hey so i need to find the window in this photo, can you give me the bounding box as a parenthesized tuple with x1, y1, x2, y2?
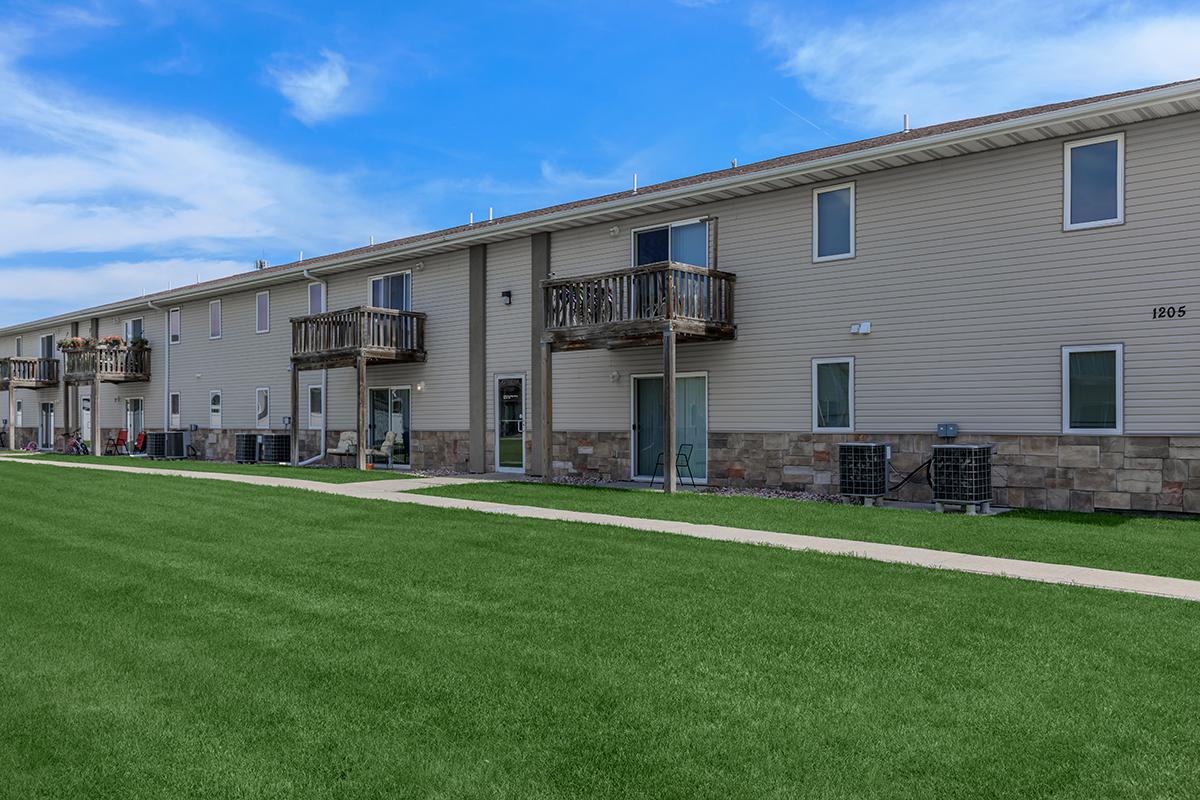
(308, 282, 325, 315)
(1063, 345, 1123, 433)
(124, 317, 144, 343)
(170, 392, 180, 429)
(209, 300, 222, 339)
(14, 336, 20, 357)
(633, 219, 709, 268)
(813, 183, 855, 261)
(39, 334, 54, 359)
(169, 308, 181, 344)
(255, 387, 270, 429)
(15, 400, 22, 427)
(812, 357, 854, 432)
(1065, 133, 1123, 230)
(255, 291, 270, 334)
(209, 391, 222, 429)
(308, 386, 323, 430)
(369, 272, 411, 311)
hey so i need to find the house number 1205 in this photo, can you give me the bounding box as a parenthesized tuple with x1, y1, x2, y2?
(1153, 305, 1186, 319)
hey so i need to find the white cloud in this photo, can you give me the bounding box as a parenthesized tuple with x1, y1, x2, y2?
(1, 258, 242, 304)
(755, 1, 1200, 130)
(267, 49, 359, 125)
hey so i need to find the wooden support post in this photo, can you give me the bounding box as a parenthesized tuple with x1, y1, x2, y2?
(7, 382, 16, 452)
(540, 342, 553, 484)
(91, 375, 101, 455)
(290, 362, 300, 465)
(662, 326, 677, 494)
(61, 377, 71, 447)
(356, 355, 368, 471)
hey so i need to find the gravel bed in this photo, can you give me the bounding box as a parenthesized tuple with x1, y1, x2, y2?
(700, 486, 843, 504)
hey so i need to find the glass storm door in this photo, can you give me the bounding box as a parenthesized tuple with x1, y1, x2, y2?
(39, 402, 54, 449)
(368, 387, 411, 466)
(633, 376, 707, 480)
(126, 398, 144, 440)
(496, 376, 525, 471)
(80, 394, 91, 439)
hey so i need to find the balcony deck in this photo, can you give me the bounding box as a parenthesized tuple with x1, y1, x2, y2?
(541, 262, 736, 351)
(62, 347, 152, 384)
(0, 357, 60, 389)
(291, 306, 427, 369)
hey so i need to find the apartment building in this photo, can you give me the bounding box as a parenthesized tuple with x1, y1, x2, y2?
(4, 79, 1200, 512)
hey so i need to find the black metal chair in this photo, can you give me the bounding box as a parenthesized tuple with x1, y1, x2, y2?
(650, 443, 696, 488)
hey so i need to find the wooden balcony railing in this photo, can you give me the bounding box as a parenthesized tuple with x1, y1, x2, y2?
(0, 357, 60, 387)
(542, 262, 735, 347)
(291, 306, 427, 367)
(63, 347, 151, 383)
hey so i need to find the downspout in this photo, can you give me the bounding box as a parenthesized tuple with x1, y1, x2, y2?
(298, 269, 328, 466)
(146, 301, 168, 430)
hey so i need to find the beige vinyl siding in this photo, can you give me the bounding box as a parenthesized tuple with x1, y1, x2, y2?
(98, 312, 166, 430)
(321, 250, 470, 432)
(485, 238, 533, 432)
(546, 112, 1200, 436)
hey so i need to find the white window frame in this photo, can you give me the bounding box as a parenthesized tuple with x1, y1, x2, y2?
(39, 334, 54, 359)
(209, 300, 222, 340)
(308, 282, 325, 315)
(1063, 132, 1125, 231)
(811, 357, 855, 433)
(255, 387, 270, 429)
(255, 291, 270, 334)
(307, 385, 323, 430)
(367, 270, 413, 310)
(169, 307, 181, 344)
(123, 317, 144, 343)
(629, 217, 711, 268)
(209, 391, 222, 429)
(169, 392, 181, 429)
(812, 182, 856, 263)
(1062, 344, 1124, 434)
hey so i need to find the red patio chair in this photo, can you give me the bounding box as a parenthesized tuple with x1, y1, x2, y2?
(132, 432, 146, 454)
(105, 429, 129, 456)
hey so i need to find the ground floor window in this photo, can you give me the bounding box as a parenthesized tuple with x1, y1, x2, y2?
(633, 374, 707, 481)
(256, 388, 270, 429)
(170, 392, 180, 429)
(308, 386, 323, 430)
(1063, 344, 1122, 433)
(812, 357, 854, 432)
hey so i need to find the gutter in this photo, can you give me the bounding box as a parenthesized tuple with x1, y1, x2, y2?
(5, 80, 1200, 339)
(297, 269, 328, 466)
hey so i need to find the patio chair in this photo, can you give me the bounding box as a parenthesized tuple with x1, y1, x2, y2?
(364, 431, 397, 469)
(104, 429, 129, 456)
(131, 432, 146, 454)
(650, 443, 697, 488)
(328, 431, 357, 465)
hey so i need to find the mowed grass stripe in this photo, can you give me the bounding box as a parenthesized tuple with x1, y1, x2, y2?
(2, 462, 1198, 799)
(11, 453, 415, 482)
(417, 481, 1200, 582)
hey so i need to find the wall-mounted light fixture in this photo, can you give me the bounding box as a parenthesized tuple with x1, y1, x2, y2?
(609, 371, 621, 383)
(416, 381, 425, 392)
(609, 225, 620, 237)
(500, 290, 512, 306)
(414, 261, 425, 272)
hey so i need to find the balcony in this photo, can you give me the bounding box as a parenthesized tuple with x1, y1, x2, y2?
(62, 346, 152, 384)
(0, 357, 60, 389)
(542, 261, 736, 351)
(291, 306, 427, 369)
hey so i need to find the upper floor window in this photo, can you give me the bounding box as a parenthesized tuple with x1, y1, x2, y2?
(370, 272, 411, 311)
(1063, 344, 1123, 434)
(14, 335, 21, 356)
(209, 300, 222, 339)
(124, 317, 144, 343)
(633, 219, 709, 268)
(39, 334, 54, 359)
(813, 183, 855, 262)
(255, 291, 270, 334)
(169, 308, 181, 344)
(308, 282, 325, 315)
(1064, 133, 1124, 230)
(812, 357, 854, 432)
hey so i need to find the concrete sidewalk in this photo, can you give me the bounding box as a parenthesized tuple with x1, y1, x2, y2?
(5, 455, 1200, 603)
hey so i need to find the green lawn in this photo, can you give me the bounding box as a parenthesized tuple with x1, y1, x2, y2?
(417, 482, 1200, 581)
(10, 453, 416, 483)
(2, 461, 1198, 798)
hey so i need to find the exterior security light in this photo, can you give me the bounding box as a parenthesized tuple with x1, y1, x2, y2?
(501, 290, 512, 305)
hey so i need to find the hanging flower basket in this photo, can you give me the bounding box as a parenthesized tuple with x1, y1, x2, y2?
(99, 335, 126, 349)
(57, 336, 95, 352)
(129, 337, 150, 349)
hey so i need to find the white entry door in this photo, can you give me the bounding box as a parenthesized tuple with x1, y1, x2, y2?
(39, 402, 55, 449)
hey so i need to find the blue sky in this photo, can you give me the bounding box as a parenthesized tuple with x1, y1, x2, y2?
(3, 0, 1200, 326)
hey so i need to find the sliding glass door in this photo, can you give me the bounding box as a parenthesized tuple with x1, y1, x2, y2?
(632, 375, 707, 481)
(368, 387, 411, 467)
